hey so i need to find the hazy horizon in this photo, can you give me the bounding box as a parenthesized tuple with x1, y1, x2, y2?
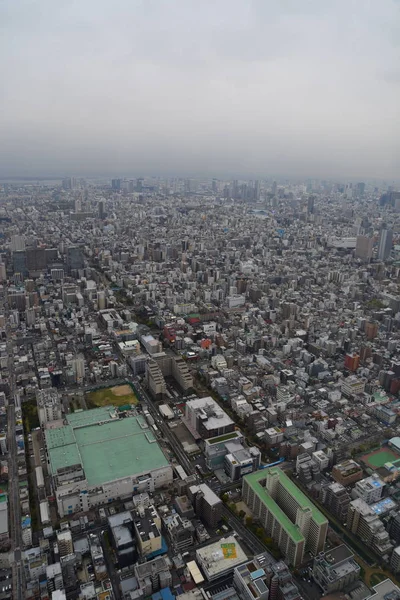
(1, 0, 400, 181)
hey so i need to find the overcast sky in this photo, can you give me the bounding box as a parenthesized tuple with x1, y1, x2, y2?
(1, 0, 399, 180)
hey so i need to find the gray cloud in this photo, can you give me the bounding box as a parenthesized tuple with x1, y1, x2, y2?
(1, 0, 399, 179)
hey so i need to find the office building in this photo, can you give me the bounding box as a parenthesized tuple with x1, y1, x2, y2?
(188, 483, 222, 528)
(313, 545, 360, 594)
(242, 468, 328, 566)
(10, 234, 25, 252)
(355, 236, 373, 260)
(224, 446, 261, 481)
(185, 397, 235, 440)
(66, 245, 84, 273)
(111, 178, 122, 191)
(377, 228, 393, 261)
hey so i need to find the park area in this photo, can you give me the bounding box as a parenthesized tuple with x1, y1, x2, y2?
(86, 384, 139, 409)
(360, 447, 400, 470)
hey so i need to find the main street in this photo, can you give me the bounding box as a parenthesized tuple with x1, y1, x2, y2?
(4, 287, 25, 600)
(129, 376, 195, 475)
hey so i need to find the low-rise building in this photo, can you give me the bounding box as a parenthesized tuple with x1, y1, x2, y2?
(313, 545, 360, 594)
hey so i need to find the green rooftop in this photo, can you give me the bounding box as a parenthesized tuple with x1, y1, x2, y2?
(46, 407, 169, 487)
(207, 431, 240, 445)
(244, 468, 327, 541)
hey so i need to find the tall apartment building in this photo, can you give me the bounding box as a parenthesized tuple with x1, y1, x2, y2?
(146, 360, 167, 397)
(319, 482, 351, 523)
(347, 498, 393, 556)
(242, 469, 328, 566)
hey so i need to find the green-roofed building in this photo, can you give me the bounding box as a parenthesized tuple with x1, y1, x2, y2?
(45, 406, 172, 517)
(243, 468, 328, 566)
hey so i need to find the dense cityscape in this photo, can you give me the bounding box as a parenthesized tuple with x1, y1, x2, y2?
(0, 177, 399, 600)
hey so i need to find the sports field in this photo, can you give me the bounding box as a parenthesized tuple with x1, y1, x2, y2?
(361, 447, 400, 469)
(86, 384, 139, 408)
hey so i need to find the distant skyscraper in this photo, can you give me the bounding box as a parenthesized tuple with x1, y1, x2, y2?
(355, 235, 373, 260)
(272, 181, 277, 195)
(66, 246, 84, 273)
(356, 182, 365, 197)
(98, 200, 105, 219)
(10, 234, 25, 252)
(111, 178, 122, 191)
(377, 228, 393, 261)
(62, 177, 76, 190)
(307, 196, 315, 214)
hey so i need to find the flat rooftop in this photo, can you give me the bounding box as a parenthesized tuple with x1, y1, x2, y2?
(196, 536, 247, 576)
(244, 468, 327, 542)
(46, 406, 169, 486)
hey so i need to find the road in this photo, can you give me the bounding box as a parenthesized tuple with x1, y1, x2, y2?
(221, 505, 275, 560)
(4, 287, 25, 600)
(130, 377, 195, 474)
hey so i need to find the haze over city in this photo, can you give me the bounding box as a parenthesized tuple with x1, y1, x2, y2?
(1, 0, 400, 180)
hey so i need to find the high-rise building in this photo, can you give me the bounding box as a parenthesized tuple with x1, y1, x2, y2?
(242, 468, 328, 566)
(377, 228, 393, 261)
(307, 196, 315, 214)
(347, 498, 392, 555)
(111, 178, 122, 191)
(10, 234, 25, 252)
(355, 235, 373, 260)
(66, 246, 84, 273)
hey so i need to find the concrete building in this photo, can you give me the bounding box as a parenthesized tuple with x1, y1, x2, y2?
(196, 536, 247, 581)
(134, 556, 172, 596)
(242, 468, 328, 566)
(188, 483, 222, 528)
(319, 482, 351, 523)
(37, 388, 62, 427)
(45, 407, 172, 517)
(185, 397, 235, 440)
(133, 506, 162, 557)
(234, 555, 301, 600)
(332, 460, 364, 487)
(146, 360, 167, 397)
(313, 545, 360, 594)
(56, 530, 73, 557)
(377, 228, 393, 261)
(347, 498, 393, 556)
(391, 546, 400, 573)
(354, 475, 384, 504)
